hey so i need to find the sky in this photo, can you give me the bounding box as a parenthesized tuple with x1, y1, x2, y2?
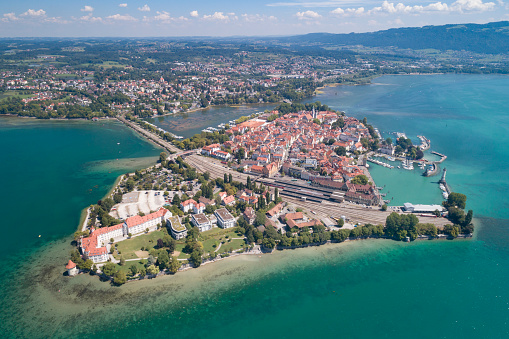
(0, 0, 508, 37)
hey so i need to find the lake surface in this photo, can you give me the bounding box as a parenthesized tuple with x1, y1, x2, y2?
(145, 103, 276, 138)
(2, 74, 509, 338)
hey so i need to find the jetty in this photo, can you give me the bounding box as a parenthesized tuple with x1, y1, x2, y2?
(367, 157, 394, 169)
(423, 163, 440, 177)
(431, 151, 447, 163)
(438, 168, 452, 199)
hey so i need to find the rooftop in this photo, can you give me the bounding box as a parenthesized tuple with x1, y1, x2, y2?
(192, 213, 210, 225)
(169, 216, 186, 232)
(215, 208, 235, 221)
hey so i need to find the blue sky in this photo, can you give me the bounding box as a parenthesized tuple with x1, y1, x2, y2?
(0, 0, 507, 37)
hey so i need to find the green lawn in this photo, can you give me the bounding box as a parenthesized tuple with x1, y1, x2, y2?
(114, 230, 165, 260)
(217, 238, 246, 254)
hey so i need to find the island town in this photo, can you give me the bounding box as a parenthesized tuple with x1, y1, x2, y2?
(67, 105, 474, 285)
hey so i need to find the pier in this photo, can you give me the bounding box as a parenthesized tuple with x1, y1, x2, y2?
(439, 168, 452, 195)
(431, 151, 447, 163)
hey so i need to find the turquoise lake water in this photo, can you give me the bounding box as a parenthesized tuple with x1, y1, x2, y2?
(1, 74, 509, 338)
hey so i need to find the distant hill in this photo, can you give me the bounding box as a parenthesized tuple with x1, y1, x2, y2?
(280, 21, 509, 54)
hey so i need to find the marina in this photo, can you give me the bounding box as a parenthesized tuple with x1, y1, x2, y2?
(367, 157, 394, 169)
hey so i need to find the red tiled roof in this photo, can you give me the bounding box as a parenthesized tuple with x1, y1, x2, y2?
(66, 260, 76, 269)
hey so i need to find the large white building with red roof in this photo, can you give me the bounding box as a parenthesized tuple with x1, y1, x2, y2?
(81, 207, 172, 263)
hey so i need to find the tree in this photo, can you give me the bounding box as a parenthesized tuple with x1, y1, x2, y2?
(147, 264, 159, 275)
(351, 175, 369, 185)
(262, 238, 276, 249)
(172, 194, 181, 206)
(464, 210, 473, 227)
(129, 264, 138, 276)
(224, 173, 228, 183)
(337, 218, 345, 227)
(113, 193, 123, 204)
(139, 266, 147, 277)
(190, 249, 202, 267)
(82, 259, 93, 271)
(255, 211, 266, 226)
(113, 270, 127, 285)
(159, 151, 168, 163)
(229, 173, 233, 184)
(381, 204, 388, 211)
(157, 250, 170, 269)
(169, 256, 182, 274)
(443, 224, 460, 238)
(119, 256, 126, 266)
(445, 192, 467, 209)
(335, 146, 347, 156)
(157, 238, 164, 248)
(102, 262, 117, 276)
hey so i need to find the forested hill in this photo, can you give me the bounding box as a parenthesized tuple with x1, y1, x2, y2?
(280, 21, 509, 54)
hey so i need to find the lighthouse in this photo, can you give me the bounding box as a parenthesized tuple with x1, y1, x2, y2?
(66, 260, 78, 276)
(440, 167, 447, 183)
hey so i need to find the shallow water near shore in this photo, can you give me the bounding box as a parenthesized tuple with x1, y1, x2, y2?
(2, 74, 509, 338)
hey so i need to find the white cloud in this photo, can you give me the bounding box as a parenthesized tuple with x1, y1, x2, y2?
(269, 1, 364, 7)
(296, 10, 322, 19)
(451, 0, 495, 11)
(81, 6, 94, 12)
(153, 11, 171, 21)
(119, 3, 128, 7)
(106, 13, 138, 21)
(346, 7, 365, 15)
(190, 10, 199, 17)
(80, 14, 102, 22)
(2, 12, 18, 22)
(241, 14, 278, 22)
(22, 9, 46, 17)
(203, 12, 230, 20)
(331, 7, 345, 15)
(138, 4, 151, 12)
(331, 0, 496, 17)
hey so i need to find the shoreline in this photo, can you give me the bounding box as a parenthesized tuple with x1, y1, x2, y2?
(72, 232, 473, 284)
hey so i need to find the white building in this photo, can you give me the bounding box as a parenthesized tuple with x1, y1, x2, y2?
(379, 144, 395, 156)
(180, 199, 197, 213)
(66, 260, 78, 276)
(81, 207, 172, 263)
(168, 216, 187, 240)
(191, 213, 212, 232)
(403, 203, 443, 213)
(214, 208, 236, 229)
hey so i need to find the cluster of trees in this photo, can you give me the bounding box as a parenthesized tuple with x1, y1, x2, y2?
(395, 137, 424, 159)
(351, 174, 369, 185)
(174, 130, 230, 150)
(443, 192, 474, 234)
(0, 91, 132, 119)
(88, 198, 122, 228)
(274, 101, 332, 115)
(182, 227, 204, 267)
(70, 249, 95, 273)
